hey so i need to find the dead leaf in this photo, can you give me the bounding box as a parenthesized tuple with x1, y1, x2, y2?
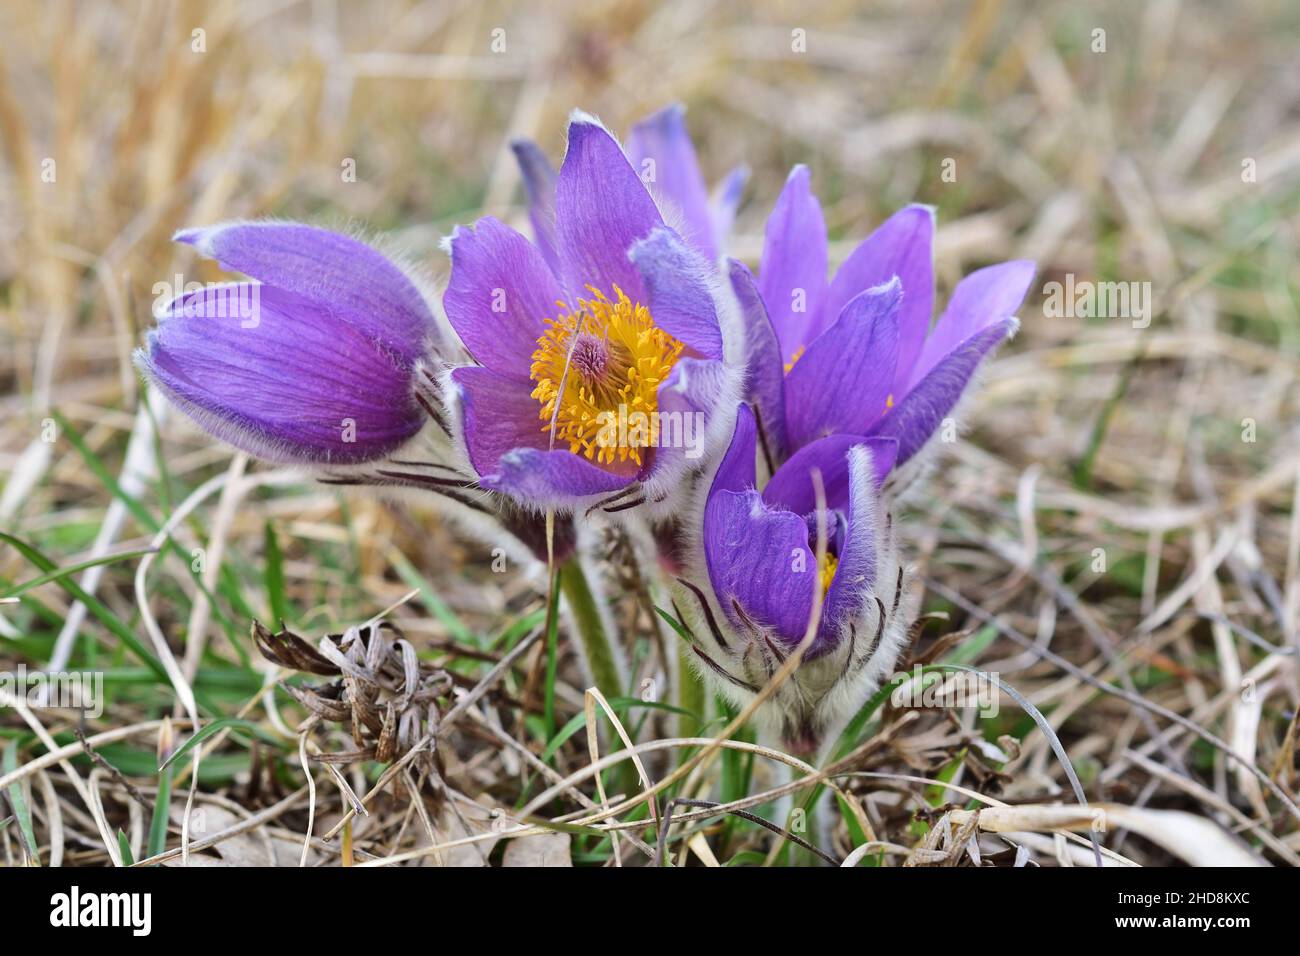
(501, 831, 572, 867)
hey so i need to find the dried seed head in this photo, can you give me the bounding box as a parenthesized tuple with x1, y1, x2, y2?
(253, 620, 454, 772)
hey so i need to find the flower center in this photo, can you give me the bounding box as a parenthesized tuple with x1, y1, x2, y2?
(569, 335, 609, 382)
(818, 551, 839, 597)
(529, 286, 684, 469)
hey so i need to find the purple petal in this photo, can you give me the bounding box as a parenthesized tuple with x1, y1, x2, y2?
(758, 166, 828, 365)
(510, 139, 562, 276)
(626, 105, 716, 261)
(712, 403, 811, 642)
(173, 221, 437, 363)
(554, 115, 664, 303)
(643, 357, 730, 486)
(762, 434, 897, 516)
(628, 228, 722, 359)
(443, 217, 563, 381)
(451, 365, 549, 473)
(821, 444, 880, 639)
(704, 488, 816, 644)
(710, 165, 749, 254)
(452, 366, 631, 505)
(660, 356, 729, 418)
(728, 259, 787, 458)
(784, 278, 902, 450)
(869, 317, 1018, 463)
(910, 259, 1034, 387)
(821, 205, 934, 396)
(710, 402, 758, 497)
(137, 284, 422, 464)
(479, 447, 632, 505)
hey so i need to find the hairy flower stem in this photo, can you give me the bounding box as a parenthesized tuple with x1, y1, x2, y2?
(677, 646, 705, 740)
(558, 557, 624, 700)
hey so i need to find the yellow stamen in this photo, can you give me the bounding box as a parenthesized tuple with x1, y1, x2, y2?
(783, 344, 806, 375)
(529, 286, 684, 469)
(818, 552, 839, 597)
(885, 392, 894, 410)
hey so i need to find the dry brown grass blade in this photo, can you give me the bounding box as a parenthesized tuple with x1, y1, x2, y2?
(949, 805, 1267, 868)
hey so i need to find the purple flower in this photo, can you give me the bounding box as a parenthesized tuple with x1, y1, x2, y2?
(704, 403, 895, 657)
(743, 166, 1035, 467)
(135, 221, 440, 465)
(672, 403, 913, 751)
(514, 103, 747, 266)
(625, 104, 748, 262)
(444, 112, 741, 511)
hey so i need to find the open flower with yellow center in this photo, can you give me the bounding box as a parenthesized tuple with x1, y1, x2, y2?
(529, 287, 684, 469)
(443, 111, 740, 512)
(730, 166, 1034, 490)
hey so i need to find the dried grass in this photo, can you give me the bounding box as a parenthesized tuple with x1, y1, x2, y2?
(2, 0, 1299, 867)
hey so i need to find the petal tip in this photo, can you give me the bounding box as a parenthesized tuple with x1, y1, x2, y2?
(855, 274, 905, 310)
(171, 225, 211, 251)
(633, 102, 687, 134)
(566, 108, 609, 134)
(627, 223, 676, 258)
(875, 274, 904, 294)
(1009, 258, 1038, 280)
(562, 110, 625, 164)
(898, 203, 938, 231)
(131, 343, 155, 376)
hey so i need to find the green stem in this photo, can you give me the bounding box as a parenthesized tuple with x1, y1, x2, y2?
(677, 645, 705, 740)
(558, 557, 624, 699)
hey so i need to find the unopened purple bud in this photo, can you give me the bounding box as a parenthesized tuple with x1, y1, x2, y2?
(136, 222, 438, 465)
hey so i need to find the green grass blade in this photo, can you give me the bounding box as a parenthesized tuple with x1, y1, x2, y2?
(390, 549, 476, 645)
(0, 531, 168, 682)
(117, 829, 134, 866)
(2, 547, 157, 600)
(54, 408, 241, 643)
(3, 742, 41, 865)
(653, 605, 694, 645)
(147, 764, 173, 859)
(52, 409, 160, 532)
(158, 717, 279, 772)
(263, 520, 288, 625)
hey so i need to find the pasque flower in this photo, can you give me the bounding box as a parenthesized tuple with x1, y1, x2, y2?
(671, 402, 915, 754)
(443, 111, 742, 513)
(740, 166, 1035, 470)
(136, 221, 441, 465)
(513, 103, 747, 267)
(136, 221, 584, 567)
(134, 107, 1026, 752)
(666, 172, 1030, 751)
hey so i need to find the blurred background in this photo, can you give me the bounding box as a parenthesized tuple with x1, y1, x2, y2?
(2, 0, 1300, 866)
